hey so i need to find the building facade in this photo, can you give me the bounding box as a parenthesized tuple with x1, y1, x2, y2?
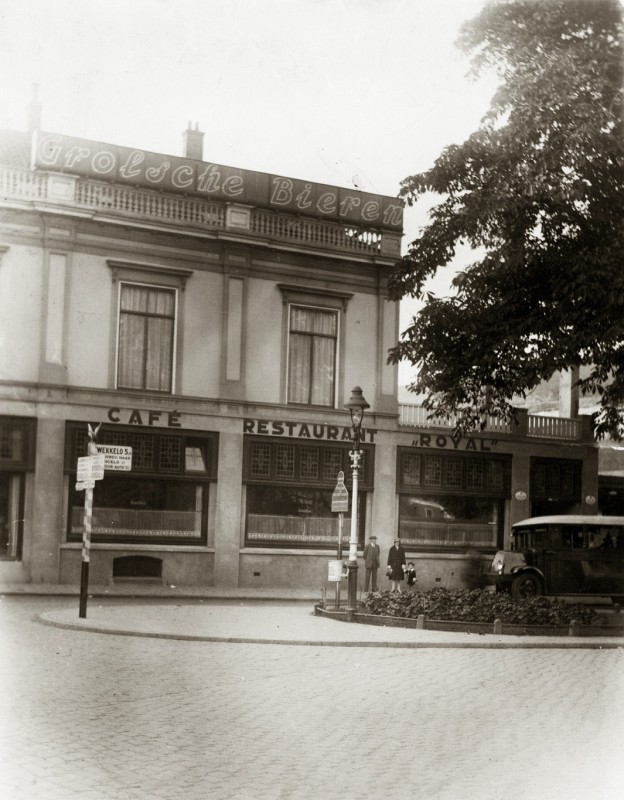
(0, 125, 599, 591)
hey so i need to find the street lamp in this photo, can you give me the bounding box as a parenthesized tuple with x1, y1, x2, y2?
(344, 386, 370, 619)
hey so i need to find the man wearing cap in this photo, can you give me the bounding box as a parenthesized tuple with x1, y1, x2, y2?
(363, 534, 380, 592)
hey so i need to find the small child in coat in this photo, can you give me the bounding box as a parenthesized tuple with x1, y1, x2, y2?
(405, 562, 417, 589)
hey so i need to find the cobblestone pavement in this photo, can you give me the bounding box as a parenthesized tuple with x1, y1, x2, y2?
(1, 596, 623, 800)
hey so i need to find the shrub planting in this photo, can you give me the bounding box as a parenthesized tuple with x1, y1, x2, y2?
(361, 587, 601, 626)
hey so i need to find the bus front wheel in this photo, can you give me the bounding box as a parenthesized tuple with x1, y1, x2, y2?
(511, 573, 543, 600)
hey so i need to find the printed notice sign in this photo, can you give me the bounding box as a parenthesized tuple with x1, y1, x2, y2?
(95, 445, 133, 471)
(77, 454, 105, 482)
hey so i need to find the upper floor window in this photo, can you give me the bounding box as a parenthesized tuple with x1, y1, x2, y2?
(288, 305, 337, 406)
(117, 283, 176, 392)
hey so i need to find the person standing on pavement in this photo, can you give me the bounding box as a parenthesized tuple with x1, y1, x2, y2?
(387, 538, 407, 592)
(363, 534, 380, 592)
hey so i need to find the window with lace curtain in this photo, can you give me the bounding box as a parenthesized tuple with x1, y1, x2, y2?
(287, 305, 337, 406)
(117, 283, 176, 392)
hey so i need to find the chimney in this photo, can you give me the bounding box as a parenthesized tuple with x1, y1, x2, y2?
(28, 83, 42, 132)
(183, 121, 204, 160)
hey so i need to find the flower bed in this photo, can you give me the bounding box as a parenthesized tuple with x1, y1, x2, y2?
(362, 587, 601, 626)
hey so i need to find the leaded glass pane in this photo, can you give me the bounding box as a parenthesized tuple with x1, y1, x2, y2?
(250, 443, 271, 477)
(275, 444, 295, 478)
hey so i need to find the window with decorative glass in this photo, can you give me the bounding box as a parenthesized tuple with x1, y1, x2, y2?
(65, 423, 217, 546)
(287, 305, 337, 406)
(117, 282, 176, 392)
(244, 437, 373, 548)
(396, 448, 510, 550)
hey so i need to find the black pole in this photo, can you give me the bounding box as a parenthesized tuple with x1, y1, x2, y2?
(79, 561, 89, 618)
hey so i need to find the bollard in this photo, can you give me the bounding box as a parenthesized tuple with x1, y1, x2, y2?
(569, 619, 580, 636)
(416, 614, 425, 630)
(493, 618, 503, 635)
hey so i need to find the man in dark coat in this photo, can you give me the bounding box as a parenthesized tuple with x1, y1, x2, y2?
(363, 534, 380, 592)
(387, 538, 407, 593)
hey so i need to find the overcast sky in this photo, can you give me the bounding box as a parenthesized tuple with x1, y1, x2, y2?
(0, 0, 498, 389)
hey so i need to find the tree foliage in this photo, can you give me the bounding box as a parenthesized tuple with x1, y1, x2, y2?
(388, 0, 624, 439)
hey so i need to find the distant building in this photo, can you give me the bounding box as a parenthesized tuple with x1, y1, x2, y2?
(0, 123, 599, 591)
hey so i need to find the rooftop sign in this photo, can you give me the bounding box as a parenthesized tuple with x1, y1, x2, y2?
(32, 131, 403, 231)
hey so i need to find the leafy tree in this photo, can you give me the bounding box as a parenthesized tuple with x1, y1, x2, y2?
(388, 0, 624, 439)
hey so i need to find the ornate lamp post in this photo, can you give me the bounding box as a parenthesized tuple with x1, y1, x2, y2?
(344, 386, 370, 620)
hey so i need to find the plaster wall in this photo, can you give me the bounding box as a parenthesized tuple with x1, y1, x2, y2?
(65, 254, 112, 388)
(180, 269, 222, 397)
(0, 244, 42, 381)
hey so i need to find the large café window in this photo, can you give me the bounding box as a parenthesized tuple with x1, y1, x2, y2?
(65, 423, 218, 545)
(397, 448, 510, 550)
(244, 437, 373, 548)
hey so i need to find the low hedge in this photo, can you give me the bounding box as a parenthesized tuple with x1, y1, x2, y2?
(362, 587, 601, 626)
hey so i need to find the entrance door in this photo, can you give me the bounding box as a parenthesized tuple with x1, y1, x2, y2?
(0, 473, 22, 559)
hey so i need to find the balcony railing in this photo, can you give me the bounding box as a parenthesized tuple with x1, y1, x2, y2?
(398, 404, 512, 434)
(0, 165, 399, 257)
(527, 414, 581, 440)
(399, 404, 583, 441)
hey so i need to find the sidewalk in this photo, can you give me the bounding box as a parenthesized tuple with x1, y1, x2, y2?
(9, 581, 623, 649)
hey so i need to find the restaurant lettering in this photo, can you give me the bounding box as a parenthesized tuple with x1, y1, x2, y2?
(34, 132, 403, 231)
(244, 418, 377, 443)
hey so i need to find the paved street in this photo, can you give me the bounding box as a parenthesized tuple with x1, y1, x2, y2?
(1, 596, 623, 800)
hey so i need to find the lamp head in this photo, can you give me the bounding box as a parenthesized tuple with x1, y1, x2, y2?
(344, 386, 370, 430)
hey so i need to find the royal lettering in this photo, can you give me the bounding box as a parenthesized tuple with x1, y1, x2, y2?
(410, 434, 498, 451)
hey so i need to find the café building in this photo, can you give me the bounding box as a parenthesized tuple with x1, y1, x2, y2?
(0, 123, 599, 591)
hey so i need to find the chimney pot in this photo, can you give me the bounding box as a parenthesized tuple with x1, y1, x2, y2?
(183, 122, 204, 160)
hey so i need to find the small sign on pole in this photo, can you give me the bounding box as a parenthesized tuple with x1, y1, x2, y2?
(95, 444, 132, 471)
(77, 453, 105, 483)
(328, 560, 344, 582)
(331, 470, 349, 513)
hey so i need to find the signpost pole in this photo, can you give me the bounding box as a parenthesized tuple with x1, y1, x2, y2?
(78, 426, 101, 619)
(79, 483, 93, 618)
(335, 511, 343, 610)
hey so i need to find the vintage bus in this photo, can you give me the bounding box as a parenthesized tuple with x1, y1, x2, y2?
(486, 515, 624, 601)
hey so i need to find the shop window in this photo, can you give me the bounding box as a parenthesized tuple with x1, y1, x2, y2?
(396, 447, 509, 550)
(243, 436, 373, 549)
(117, 282, 176, 393)
(65, 423, 217, 546)
(0, 473, 23, 560)
(531, 458, 582, 502)
(0, 417, 34, 562)
(287, 306, 337, 407)
(398, 494, 503, 550)
(246, 484, 365, 549)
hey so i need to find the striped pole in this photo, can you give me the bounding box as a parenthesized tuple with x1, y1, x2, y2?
(79, 440, 98, 618)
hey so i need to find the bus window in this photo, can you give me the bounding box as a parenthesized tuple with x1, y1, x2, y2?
(561, 526, 584, 548)
(589, 528, 616, 549)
